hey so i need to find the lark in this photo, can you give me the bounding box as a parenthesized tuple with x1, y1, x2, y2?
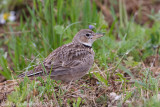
(18, 29, 104, 82)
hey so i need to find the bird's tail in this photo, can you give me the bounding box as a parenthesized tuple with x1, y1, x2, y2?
(18, 65, 45, 78)
(18, 70, 45, 78)
(18, 70, 34, 78)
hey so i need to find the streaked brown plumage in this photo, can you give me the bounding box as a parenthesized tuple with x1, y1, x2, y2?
(18, 29, 103, 82)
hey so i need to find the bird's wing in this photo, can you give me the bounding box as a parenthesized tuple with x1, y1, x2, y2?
(44, 47, 94, 76)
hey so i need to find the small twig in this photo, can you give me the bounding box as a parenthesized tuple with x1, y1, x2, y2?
(66, 80, 73, 91)
(94, 63, 107, 79)
(92, 96, 97, 107)
(111, 46, 135, 77)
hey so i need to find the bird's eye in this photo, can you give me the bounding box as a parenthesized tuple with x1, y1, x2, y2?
(86, 33, 90, 37)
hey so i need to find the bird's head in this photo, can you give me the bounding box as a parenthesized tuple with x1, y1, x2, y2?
(73, 29, 104, 47)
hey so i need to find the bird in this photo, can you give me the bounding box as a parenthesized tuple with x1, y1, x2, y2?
(18, 29, 104, 82)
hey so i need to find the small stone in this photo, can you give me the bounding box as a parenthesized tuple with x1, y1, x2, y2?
(115, 95, 121, 100)
(110, 92, 117, 100)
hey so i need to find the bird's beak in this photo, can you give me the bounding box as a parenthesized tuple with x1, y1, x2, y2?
(93, 33, 104, 40)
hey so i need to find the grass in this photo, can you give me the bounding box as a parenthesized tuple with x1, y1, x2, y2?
(0, 0, 160, 106)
